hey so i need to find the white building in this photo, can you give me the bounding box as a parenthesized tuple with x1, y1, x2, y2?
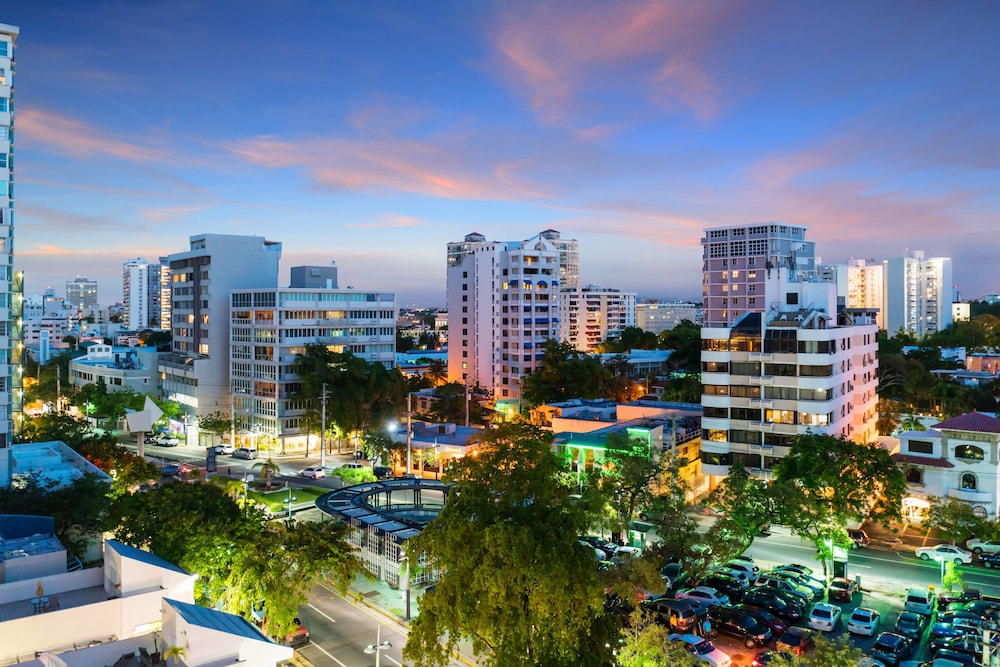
(895, 412, 1000, 521)
(822, 258, 885, 329)
(122, 257, 164, 330)
(0, 23, 21, 468)
(636, 301, 703, 334)
(539, 228, 580, 291)
(953, 302, 971, 322)
(446, 231, 565, 403)
(160, 234, 282, 421)
(69, 344, 161, 395)
(884, 250, 953, 338)
(560, 285, 637, 352)
(65, 277, 99, 313)
(229, 274, 395, 451)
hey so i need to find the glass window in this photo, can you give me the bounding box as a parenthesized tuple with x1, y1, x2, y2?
(0, 98, 7, 113)
(0, 41, 8, 57)
(955, 445, 985, 462)
(908, 440, 933, 455)
(906, 468, 922, 484)
(961, 473, 977, 490)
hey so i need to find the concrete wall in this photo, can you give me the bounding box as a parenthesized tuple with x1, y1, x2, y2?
(0, 566, 101, 604)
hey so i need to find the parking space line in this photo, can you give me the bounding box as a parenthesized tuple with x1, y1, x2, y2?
(307, 602, 337, 623)
(306, 641, 350, 667)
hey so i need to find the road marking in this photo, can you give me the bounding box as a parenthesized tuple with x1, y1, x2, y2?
(385, 655, 403, 666)
(307, 602, 337, 623)
(307, 641, 350, 667)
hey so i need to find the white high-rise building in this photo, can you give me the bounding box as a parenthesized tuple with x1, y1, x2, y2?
(160, 234, 282, 421)
(446, 232, 565, 404)
(122, 257, 164, 330)
(539, 229, 580, 291)
(636, 301, 703, 334)
(700, 224, 880, 484)
(822, 259, 885, 329)
(65, 276, 98, 314)
(1, 23, 21, 479)
(884, 250, 953, 338)
(560, 285, 636, 352)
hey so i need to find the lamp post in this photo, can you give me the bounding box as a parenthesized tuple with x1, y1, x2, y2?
(284, 483, 296, 523)
(406, 392, 413, 475)
(364, 627, 392, 667)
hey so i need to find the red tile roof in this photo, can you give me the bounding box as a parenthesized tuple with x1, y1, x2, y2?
(933, 411, 1000, 434)
(891, 453, 955, 468)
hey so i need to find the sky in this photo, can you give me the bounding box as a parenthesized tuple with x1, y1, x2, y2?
(3, 1, 998, 307)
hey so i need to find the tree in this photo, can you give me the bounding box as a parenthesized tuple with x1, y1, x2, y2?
(924, 496, 985, 545)
(658, 320, 702, 373)
(428, 382, 483, 424)
(75, 437, 159, 494)
(520, 339, 611, 408)
(617, 613, 699, 667)
(876, 398, 901, 436)
(198, 411, 232, 441)
(252, 459, 281, 490)
(17, 411, 94, 446)
(424, 359, 447, 386)
(900, 413, 927, 432)
(646, 458, 702, 573)
(771, 635, 864, 667)
(361, 430, 400, 466)
(404, 423, 616, 667)
(772, 434, 907, 576)
(706, 464, 775, 550)
(599, 433, 661, 541)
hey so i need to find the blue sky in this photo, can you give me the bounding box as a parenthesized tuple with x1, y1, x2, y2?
(4, 1, 998, 306)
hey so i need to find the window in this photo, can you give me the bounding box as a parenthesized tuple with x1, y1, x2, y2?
(906, 468, 923, 484)
(0, 97, 7, 113)
(786, 292, 798, 305)
(955, 445, 985, 462)
(0, 41, 8, 57)
(703, 406, 728, 419)
(961, 473, 978, 490)
(908, 440, 933, 455)
(706, 429, 727, 442)
(765, 409, 796, 425)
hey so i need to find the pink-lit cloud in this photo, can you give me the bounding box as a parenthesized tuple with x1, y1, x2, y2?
(17, 108, 175, 163)
(348, 214, 423, 229)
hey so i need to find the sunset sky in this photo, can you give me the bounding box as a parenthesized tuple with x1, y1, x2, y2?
(4, 1, 998, 306)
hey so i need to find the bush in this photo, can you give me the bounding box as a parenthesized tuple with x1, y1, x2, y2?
(332, 467, 376, 485)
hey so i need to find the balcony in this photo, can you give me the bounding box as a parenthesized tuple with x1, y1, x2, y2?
(947, 487, 994, 505)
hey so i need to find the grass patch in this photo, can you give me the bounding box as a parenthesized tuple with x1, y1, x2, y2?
(248, 487, 322, 513)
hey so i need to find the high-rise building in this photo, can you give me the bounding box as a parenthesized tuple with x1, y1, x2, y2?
(122, 257, 164, 330)
(1, 23, 21, 480)
(229, 269, 395, 450)
(65, 277, 98, 313)
(701, 224, 817, 327)
(157, 257, 172, 331)
(820, 259, 885, 329)
(636, 301, 703, 334)
(160, 234, 282, 421)
(700, 224, 880, 484)
(539, 229, 580, 291)
(446, 231, 564, 403)
(883, 250, 953, 338)
(560, 285, 636, 352)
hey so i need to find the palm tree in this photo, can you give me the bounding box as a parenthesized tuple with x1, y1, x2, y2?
(162, 645, 186, 665)
(252, 458, 281, 490)
(900, 414, 927, 432)
(425, 359, 447, 387)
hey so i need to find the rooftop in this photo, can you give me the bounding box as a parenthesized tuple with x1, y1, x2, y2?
(934, 411, 1000, 434)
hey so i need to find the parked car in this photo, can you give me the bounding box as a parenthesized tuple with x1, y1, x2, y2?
(966, 538, 1000, 555)
(668, 633, 733, 667)
(905, 587, 938, 616)
(930, 618, 981, 641)
(829, 577, 859, 602)
(870, 632, 912, 667)
(938, 589, 982, 609)
(743, 588, 804, 621)
(661, 562, 690, 589)
(807, 603, 842, 632)
(774, 563, 814, 578)
(299, 465, 326, 479)
(776, 627, 815, 656)
(848, 607, 881, 637)
(708, 606, 773, 648)
(233, 447, 257, 460)
(284, 617, 310, 648)
(152, 433, 180, 446)
(751, 651, 794, 667)
(339, 461, 366, 470)
(916, 544, 973, 565)
(716, 566, 752, 586)
(894, 611, 929, 641)
(579, 540, 608, 560)
(580, 536, 619, 558)
(931, 635, 993, 662)
(978, 553, 1000, 568)
(675, 586, 731, 607)
(756, 574, 813, 602)
(373, 466, 393, 479)
(214, 443, 235, 455)
(735, 605, 788, 638)
(930, 649, 978, 667)
(726, 558, 760, 581)
(770, 570, 825, 599)
(848, 528, 871, 548)
(642, 597, 699, 632)
(700, 574, 747, 602)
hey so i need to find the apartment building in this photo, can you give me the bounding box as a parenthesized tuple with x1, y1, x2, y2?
(122, 257, 165, 330)
(636, 301, 703, 334)
(65, 276, 98, 313)
(884, 250, 953, 338)
(229, 271, 395, 450)
(446, 231, 567, 403)
(561, 284, 637, 352)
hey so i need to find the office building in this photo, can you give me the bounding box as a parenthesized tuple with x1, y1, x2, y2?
(122, 257, 164, 330)
(636, 301, 703, 334)
(65, 276, 99, 313)
(884, 250, 953, 338)
(446, 231, 565, 403)
(160, 234, 282, 421)
(701, 223, 817, 327)
(560, 284, 636, 352)
(229, 272, 395, 451)
(700, 224, 879, 485)
(0, 23, 20, 480)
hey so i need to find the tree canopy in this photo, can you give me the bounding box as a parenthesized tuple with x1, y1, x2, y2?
(520, 339, 611, 408)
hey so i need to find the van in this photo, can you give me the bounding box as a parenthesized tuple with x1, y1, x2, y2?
(904, 587, 936, 616)
(642, 597, 699, 632)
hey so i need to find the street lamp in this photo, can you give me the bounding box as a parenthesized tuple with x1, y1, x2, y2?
(364, 627, 392, 667)
(284, 483, 297, 523)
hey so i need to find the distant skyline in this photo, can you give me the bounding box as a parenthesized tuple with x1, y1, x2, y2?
(4, 1, 998, 307)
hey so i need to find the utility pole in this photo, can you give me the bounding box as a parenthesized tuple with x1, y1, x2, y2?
(55, 365, 61, 413)
(320, 383, 328, 469)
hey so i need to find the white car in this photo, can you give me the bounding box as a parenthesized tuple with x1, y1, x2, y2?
(847, 607, 881, 636)
(214, 443, 235, 455)
(151, 433, 180, 446)
(807, 603, 842, 632)
(669, 633, 732, 667)
(916, 544, 973, 564)
(675, 586, 731, 607)
(966, 538, 1000, 555)
(339, 462, 366, 470)
(233, 447, 257, 460)
(299, 465, 326, 479)
(725, 559, 760, 581)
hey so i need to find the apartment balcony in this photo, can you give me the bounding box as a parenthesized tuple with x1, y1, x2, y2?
(947, 487, 994, 505)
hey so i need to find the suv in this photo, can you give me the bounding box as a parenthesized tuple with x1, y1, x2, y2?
(966, 538, 1000, 555)
(233, 447, 257, 460)
(905, 587, 937, 616)
(848, 528, 871, 548)
(642, 597, 699, 633)
(756, 574, 812, 602)
(870, 632, 911, 666)
(708, 606, 772, 648)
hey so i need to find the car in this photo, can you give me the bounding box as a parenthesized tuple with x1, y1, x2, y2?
(642, 597, 699, 632)
(675, 586, 731, 607)
(905, 587, 938, 616)
(284, 617, 310, 648)
(700, 574, 747, 602)
(726, 558, 761, 581)
(742, 588, 804, 621)
(770, 571, 825, 599)
(930, 650, 978, 667)
(807, 603, 842, 632)
(152, 433, 180, 446)
(159, 462, 190, 477)
(735, 605, 788, 637)
(848, 607, 882, 636)
(774, 563, 815, 578)
(299, 465, 326, 479)
(849, 528, 872, 548)
(775, 627, 815, 656)
(233, 447, 257, 460)
(755, 574, 813, 602)
(871, 632, 912, 667)
(373, 466, 393, 479)
(662, 562, 688, 586)
(668, 633, 733, 667)
(339, 461, 366, 470)
(214, 443, 235, 455)
(578, 540, 607, 560)
(930, 635, 993, 662)
(978, 552, 1000, 568)
(894, 611, 929, 641)
(580, 536, 619, 558)
(829, 577, 860, 602)
(966, 538, 1000, 555)
(938, 589, 982, 609)
(717, 566, 752, 586)
(916, 544, 974, 565)
(930, 620, 981, 641)
(751, 651, 794, 667)
(707, 606, 773, 648)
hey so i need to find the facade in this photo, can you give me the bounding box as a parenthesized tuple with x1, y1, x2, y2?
(953, 302, 971, 322)
(157, 256, 172, 330)
(883, 250, 953, 338)
(560, 285, 637, 352)
(843, 259, 885, 329)
(65, 277, 99, 313)
(69, 344, 161, 395)
(0, 24, 21, 470)
(229, 279, 395, 450)
(122, 257, 164, 330)
(702, 223, 817, 327)
(636, 301, 703, 334)
(160, 234, 282, 420)
(539, 228, 580, 291)
(446, 231, 564, 402)
(894, 412, 1000, 521)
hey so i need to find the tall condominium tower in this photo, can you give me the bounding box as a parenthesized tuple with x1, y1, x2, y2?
(446, 232, 565, 405)
(701, 224, 817, 327)
(560, 285, 636, 352)
(884, 250, 953, 338)
(160, 234, 281, 422)
(539, 229, 580, 291)
(0, 24, 20, 476)
(66, 276, 98, 313)
(122, 257, 164, 330)
(157, 257, 172, 330)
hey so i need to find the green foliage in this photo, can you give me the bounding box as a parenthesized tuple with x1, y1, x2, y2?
(599, 433, 661, 537)
(75, 437, 159, 494)
(74, 382, 143, 423)
(658, 320, 703, 373)
(658, 375, 702, 403)
(924, 495, 985, 544)
(16, 411, 93, 446)
(251, 459, 282, 490)
(943, 561, 965, 592)
(593, 327, 659, 353)
(618, 613, 699, 667)
(428, 381, 484, 424)
(404, 423, 615, 667)
(706, 464, 775, 550)
(331, 466, 376, 485)
(646, 458, 703, 573)
(770, 635, 864, 667)
(361, 431, 399, 465)
(198, 411, 232, 438)
(520, 339, 612, 408)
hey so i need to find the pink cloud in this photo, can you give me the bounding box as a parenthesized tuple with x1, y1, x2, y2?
(348, 214, 423, 229)
(17, 108, 175, 163)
